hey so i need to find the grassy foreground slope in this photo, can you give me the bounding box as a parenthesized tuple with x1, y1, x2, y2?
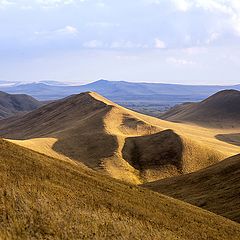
(0, 92, 237, 184)
(143, 154, 240, 223)
(1, 139, 240, 239)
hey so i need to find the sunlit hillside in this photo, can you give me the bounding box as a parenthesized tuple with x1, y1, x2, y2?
(1, 92, 238, 184)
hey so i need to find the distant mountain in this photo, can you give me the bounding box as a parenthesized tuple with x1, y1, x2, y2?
(39, 80, 74, 86)
(161, 90, 240, 128)
(143, 154, 240, 223)
(0, 80, 18, 87)
(1, 79, 239, 101)
(0, 91, 43, 119)
(1, 80, 239, 116)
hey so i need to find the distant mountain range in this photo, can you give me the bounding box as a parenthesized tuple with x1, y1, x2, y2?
(1, 79, 239, 101)
(0, 79, 239, 116)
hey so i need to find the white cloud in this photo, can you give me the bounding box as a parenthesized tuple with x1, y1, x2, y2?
(171, 0, 192, 12)
(154, 38, 166, 49)
(115, 55, 139, 60)
(206, 32, 220, 44)
(110, 41, 148, 49)
(0, 0, 82, 9)
(143, 0, 160, 5)
(183, 47, 207, 55)
(35, 0, 85, 8)
(35, 25, 78, 39)
(166, 0, 240, 36)
(96, 1, 105, 8)
(167, 57, 195, 65)
(0, 0, 14, 9)
(83, 40, 103, 48)
(86, 22, 120, 28)
(56, 25, 78, 34)
(82, 40, 148, 49)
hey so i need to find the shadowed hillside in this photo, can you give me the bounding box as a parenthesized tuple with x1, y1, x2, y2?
(1, 138, 240, 239)
(216, 133, 240, 146)
(0, 92, 228, 184)
(122, 129, 222, 181)
(143, 154, 240, 223)
(0, 91, 43, 119)
(161, 90, 240, 128)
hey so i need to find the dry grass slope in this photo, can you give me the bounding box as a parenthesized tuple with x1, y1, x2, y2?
(143, 154, 240, 223)
(161, 90, 240, 128)
(122, 129, 223, 182)
(0, 92, 238, 184)
(0, 91, 43, 119)
(1, 139, 240, 239)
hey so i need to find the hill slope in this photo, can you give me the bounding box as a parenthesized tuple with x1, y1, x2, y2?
(161, 90, 240, 128)
(1, 138, 240, 239)
(0, 91, 43, 119)
(143, 154, 240, 223)
(0, 92, 229, 184)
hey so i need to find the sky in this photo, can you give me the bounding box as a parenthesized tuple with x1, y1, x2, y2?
(0, 0, 240, 85)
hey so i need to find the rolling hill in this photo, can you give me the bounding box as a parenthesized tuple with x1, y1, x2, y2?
(1, 138, 240, 239)
(143, 154, 240, 223)
(161, 90, 240, 128)
(0, 92, 238, 184)
(0, 91, 43, 119)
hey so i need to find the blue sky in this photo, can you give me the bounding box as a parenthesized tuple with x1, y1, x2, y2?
(0, 0, 240, 85)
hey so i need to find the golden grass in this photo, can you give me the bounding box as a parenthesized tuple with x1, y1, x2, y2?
(1, 139, 240, 239)
(143, 154, 240, 223)
(1, 92, 239, 184)
(160, 90, 240, 129)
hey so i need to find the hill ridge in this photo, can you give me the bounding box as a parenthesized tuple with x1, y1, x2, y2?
(0, 91, 43, 119)
(161, 90, 240, 128)
(0, 91, 235, 184)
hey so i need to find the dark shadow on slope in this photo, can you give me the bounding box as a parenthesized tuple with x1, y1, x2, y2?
(52, 132, 118, 169)
(0, 93, 120, 169)
(122, 130, 184, 181)
(215, 133, 240, 146)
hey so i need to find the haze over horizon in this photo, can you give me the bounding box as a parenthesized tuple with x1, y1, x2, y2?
(0, 0, 240, 85)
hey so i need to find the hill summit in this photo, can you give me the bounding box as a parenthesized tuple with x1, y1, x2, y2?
(0, 91, 226, 184)
(0, 91, 42, 119)
(161, 90, 240, 128)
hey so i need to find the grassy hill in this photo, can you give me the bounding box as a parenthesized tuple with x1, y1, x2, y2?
(143, 154, 240, 223)
(161, 90, 240, 128)
(0, 92, 234, 184)
(0, 91, 43, 119)
(0, 138, 240, 239)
